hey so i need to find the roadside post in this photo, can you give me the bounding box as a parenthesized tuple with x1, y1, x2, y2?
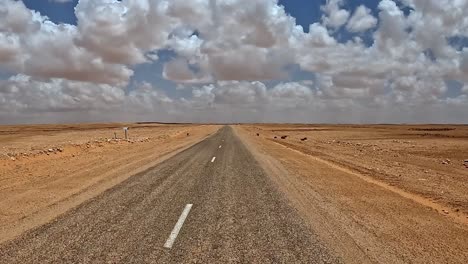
(123, 127, 129, 140)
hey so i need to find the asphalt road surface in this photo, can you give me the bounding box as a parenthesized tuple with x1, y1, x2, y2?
(0, 126, 340, 263)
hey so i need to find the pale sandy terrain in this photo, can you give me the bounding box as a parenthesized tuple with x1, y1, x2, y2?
(1, 123, 467, 263)
(242, 124, 468, 217)
(236, 124, 468, 263)
(0, 123, 221, 243)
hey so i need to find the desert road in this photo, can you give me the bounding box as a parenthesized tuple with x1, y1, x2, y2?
(0, 126, 339, 263)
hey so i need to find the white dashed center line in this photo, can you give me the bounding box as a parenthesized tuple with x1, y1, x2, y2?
(211, 157, 216, 163)
(164, 204, 193, 249)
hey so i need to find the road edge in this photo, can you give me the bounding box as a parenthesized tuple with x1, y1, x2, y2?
(0, 128, 220, 245)
(232, 125, 374, 264)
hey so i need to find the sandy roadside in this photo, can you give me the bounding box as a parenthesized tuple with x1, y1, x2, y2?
(0, 124, 221, 243)
(235, 125, 468, 264)
(242, 124, 468, 217)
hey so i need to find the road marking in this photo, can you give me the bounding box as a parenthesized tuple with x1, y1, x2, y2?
(219, 145, 222, 149)
(211, 156, 216, 162)
(164, 204, 193, 249)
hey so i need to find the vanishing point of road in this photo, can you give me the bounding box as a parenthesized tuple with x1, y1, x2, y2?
(0, 126, 340, 263)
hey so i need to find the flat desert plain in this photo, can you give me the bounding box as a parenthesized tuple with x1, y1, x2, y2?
(240, 124, 468, 218)
(1, 123, 467, 263)
(236, 124, 468, 263)
(0, 123, 220, 242)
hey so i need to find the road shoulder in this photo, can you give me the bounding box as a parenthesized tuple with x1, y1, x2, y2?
(234, 125, 468, 264)
(0, 126, 220, 244)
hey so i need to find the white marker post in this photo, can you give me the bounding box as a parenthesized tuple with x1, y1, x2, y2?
(123, 127, 129, 140)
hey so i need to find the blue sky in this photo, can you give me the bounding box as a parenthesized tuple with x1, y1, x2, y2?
(15, 0, 468, 93)
(24, 0, 380, 31)
(280, 0, 380, 30)
(21, 0, 384, 57)
(23, 0, 79, 24)
(20, 0, 380, 91)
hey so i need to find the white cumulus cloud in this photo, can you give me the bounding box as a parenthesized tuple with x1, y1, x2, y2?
(346, 5, 378, 32)
(1, 0, 468, 124)
(321, 0, 350, 29)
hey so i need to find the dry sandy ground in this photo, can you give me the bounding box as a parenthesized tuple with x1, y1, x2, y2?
(1, 123, 467, 263)
(0, 123, 220, 243)
(236, 124, 468, 263)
